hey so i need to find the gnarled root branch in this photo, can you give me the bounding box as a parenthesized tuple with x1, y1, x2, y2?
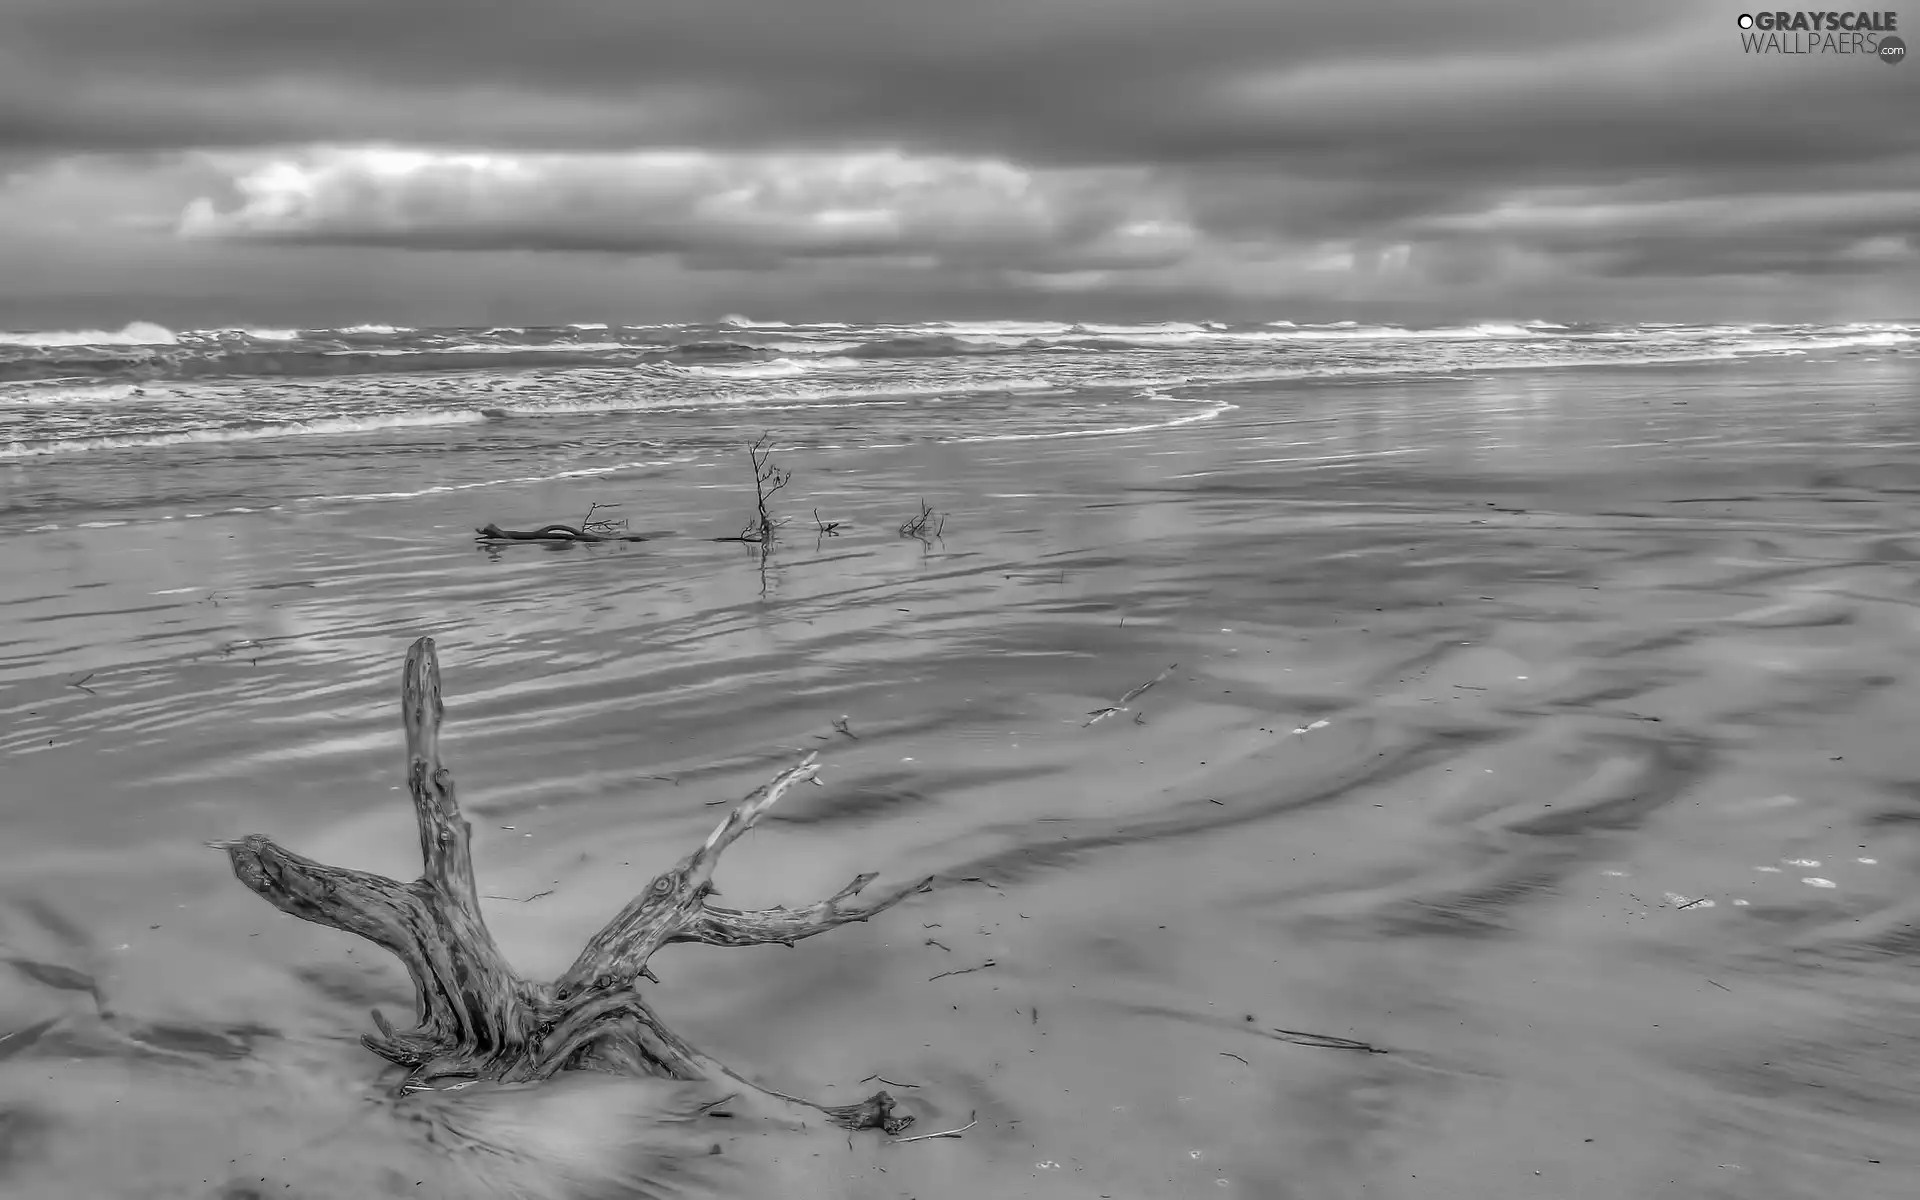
(214, 637, 925, 1133)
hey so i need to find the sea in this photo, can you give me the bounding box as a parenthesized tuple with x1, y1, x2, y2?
(2, 316, 1914, 533)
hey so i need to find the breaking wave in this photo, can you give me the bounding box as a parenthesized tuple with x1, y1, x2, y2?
(0, 322, 179, 347)
(0, 409, 491, 458)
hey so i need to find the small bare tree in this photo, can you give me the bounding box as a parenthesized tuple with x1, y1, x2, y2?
(714, 433, 792, 545)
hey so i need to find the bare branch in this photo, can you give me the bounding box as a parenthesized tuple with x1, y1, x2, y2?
(403, 639, 473, 905)
(555, 755, 822, 995)
(214, 835, 426, 963)
(215, 637, 530, 1069)
(675, 873, 935, 948)
(579, 501, 629, 538)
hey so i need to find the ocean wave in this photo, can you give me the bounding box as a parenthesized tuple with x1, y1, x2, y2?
(0, 346, 688, 383)
(1074, 321, 1212, 336)
(848, 334, 1015, 359)
(487, 373, 1067, 418)
(942, 396, 1236, 444)
(0, 382, 166, 406)
(680, 356, 865, 380)
(3, 319, 1912, 463)
(0, 408, 489, 457)
(1725, 330, 1915, 355)
(935, 320, 1076, 337)
(1254, 321, 1547, 342)
(660, 339, 770, 362)
(306, 455, 691, 503)
(206, 327, 303, 342)
(0, 322, 179, 347)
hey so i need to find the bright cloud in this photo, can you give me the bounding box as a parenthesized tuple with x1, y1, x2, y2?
(178, 146, 1201, 273)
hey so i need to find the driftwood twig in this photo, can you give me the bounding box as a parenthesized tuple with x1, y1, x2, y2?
(1084, 664, 1176, 726)
(929, 960, 996, 982)
(890, 1111, 978, 1144)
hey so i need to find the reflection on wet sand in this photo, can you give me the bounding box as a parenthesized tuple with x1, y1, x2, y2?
(3, 358, 1920, 1198)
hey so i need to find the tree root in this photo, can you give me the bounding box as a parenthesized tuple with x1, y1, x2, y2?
(213, 637, 931, 1134)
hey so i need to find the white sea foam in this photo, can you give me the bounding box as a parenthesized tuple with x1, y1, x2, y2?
(680, 356, 865, 379)
(0, 321, 179, 347)
(230, 327, 302, 341)
(1726, 330, 1914, 355)
(0, 382, 163, 406)
(935, 320, 1076, 337)
(308, 456, 696, 503)
(0, 409, 489, 457)
(4, 319, 1910, 467)
(943, 397, 1235, 444)
(433, 341, 632, 355)
(1076, 321, 1211, 336)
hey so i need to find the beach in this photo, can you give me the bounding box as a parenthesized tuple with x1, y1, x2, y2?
(5, 339, 1920, 1198)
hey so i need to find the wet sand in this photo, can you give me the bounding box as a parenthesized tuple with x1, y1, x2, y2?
(5, 358, 1920, 1198)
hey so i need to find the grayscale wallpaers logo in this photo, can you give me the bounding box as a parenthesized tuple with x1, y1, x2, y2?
(1736, 10, 1904, 59)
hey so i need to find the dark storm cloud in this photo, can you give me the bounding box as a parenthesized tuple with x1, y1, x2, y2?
(0, 0, 1915, 320)
(7, 0, 1904, 173)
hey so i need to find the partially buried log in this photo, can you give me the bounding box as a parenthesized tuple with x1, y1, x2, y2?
(473, 522, 649, 543)
(212, 637, 930, 1134)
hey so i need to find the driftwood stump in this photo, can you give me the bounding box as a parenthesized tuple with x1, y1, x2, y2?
(212, 637, 929, 1133)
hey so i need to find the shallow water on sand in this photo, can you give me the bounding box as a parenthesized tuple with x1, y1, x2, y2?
(5, 357, 1920, 1198)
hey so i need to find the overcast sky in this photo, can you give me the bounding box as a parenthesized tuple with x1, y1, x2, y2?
(0, 0, 1914, 328)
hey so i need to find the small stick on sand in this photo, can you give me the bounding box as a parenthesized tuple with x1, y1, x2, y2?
(483, 888, 556, 903)
(929, 960, 995, 982)
(1219, 1052, 1249, 1065)
(831, 716, 859, 740)
(1084, 664, 1176, 726)
(814, 509, 843, 537)
(890, 1112, 978, 1144)
(859, 1074, 922, 1089)
(69, 673, 97, 695)
(1267, 1027, 1389, 1054)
